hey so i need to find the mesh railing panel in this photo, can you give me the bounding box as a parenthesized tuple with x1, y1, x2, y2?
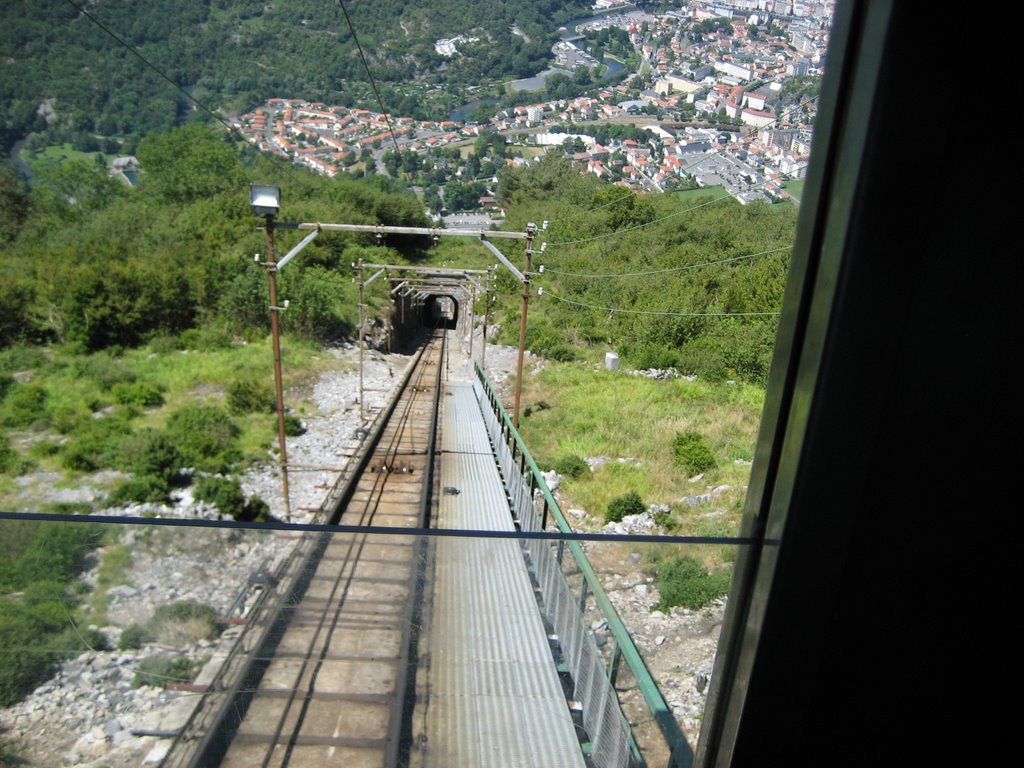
(475, 382, 631, 768)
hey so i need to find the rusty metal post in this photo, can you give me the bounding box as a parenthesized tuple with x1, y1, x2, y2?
(482, 267, 493, 371)
(385, 270, 393, 354)
(264, 217, 291, 522)
(358, 259, 365, 423)
(513, 223, 536, 429)
(467, 282, 477, 363)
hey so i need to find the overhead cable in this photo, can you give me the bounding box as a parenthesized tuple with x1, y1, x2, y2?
(63, 0, 240, 136)
(546, 192, 732, 246)
(335, 0, 402, 154)
(540, 245, 790, 279)
(541, 290, 780, 318)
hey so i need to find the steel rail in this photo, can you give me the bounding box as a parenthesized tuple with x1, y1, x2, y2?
(161, 332, 445, 768)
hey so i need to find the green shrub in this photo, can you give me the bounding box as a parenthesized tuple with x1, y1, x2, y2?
(59, 416, 133, 473)
(112, 429, 181, 483)
(150, 601, 220, 629)
(61, 442, 101, 472)
(180, 324, 234, 351)
(166, 404, 240, 471)
(653, 555, 732, 611)
(132, 654, 204, 689)
(193, 476, 245, 517)
(111, 381, 165, 408)
(673, 430, 717, 475)
(2, 383, 48, 428)
(118, 624, 153, 650)
(108, 476, 169, 505)
(624, 343, 680, 371)
(652, 506, 678, 530)
(38, 501, 93, 520)
(553, 454, 589, 479)
(193, 476, 270, 522)
(283, 413, 306, 437)
(0, 434, 31, 475)
(238, 495, 270, 523)
(147, 334, 184, 354)
(227, 376, 274, 415)
(606, 490, 645, 523)
(72, 354, 136, 389)
(28, 439, 62, 459)
(0, 345, 49, 374)
(51, 402, 91, 434)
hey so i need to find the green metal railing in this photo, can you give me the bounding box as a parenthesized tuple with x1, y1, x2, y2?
(475, 362, 694, 768)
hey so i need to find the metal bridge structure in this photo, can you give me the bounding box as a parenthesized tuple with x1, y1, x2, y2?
(158, 244, 693, 768)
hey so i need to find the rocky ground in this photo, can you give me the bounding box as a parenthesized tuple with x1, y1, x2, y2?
(0, 333, 725, 765)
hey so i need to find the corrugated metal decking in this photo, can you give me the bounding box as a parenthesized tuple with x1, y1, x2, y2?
(422, 381, 586, 767)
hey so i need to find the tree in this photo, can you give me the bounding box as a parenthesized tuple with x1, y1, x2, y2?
(137, 124, 244, 203)
(0, 166, 29, 244)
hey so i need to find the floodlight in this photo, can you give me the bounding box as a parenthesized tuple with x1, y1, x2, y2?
(250, 184, 281, 216)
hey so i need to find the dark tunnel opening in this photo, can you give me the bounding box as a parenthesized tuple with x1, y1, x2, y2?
(422, 294, 458, 330)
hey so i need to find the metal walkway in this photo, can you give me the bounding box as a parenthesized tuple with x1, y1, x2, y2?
(417, 380, 585, 767)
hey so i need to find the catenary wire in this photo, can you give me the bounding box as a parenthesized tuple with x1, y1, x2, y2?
(335, 0, 402, 155)
(63, 0, 240, 137)
(541, 289, 780, 317)
(539, 245, 790, 279)
(546, 191, 732, 246)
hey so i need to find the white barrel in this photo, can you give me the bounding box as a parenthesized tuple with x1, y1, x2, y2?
(605, 351, 619, 371)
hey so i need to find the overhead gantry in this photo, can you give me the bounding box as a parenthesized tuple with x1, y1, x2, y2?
(260, 218, 543, 428)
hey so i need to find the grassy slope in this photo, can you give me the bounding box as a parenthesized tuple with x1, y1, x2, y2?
(516, 360, 764, 539)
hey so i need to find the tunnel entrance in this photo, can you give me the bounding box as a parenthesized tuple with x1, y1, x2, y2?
(422, 294, 459, 330)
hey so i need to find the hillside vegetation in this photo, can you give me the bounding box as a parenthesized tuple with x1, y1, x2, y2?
(0, 124, 428, 350)
(0, 125, 796, 708)
(495, 156, 796, 383)
(0, 0, 594, 154)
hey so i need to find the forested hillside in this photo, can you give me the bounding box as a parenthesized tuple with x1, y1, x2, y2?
(1, 126, 795, 384)
(495, 157, 795, 383)
(0, 125, 428, 350)
(0, 0, 593, 155)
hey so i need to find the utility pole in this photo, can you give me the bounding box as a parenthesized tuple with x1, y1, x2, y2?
(482, 266, 494, 372)
(513, 223, 537, 429)
(263, 219, 291, 522)
(357, 258, 365, 423)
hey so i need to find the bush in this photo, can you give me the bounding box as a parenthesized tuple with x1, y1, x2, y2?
(179, 324, 234, 351)
(166, 404, 240, 471)
(118, 623, 152, 650)
(112, 429, 181, 483)
(70, 352, 137, 389)
(51, 401, 91, 434)
(238, 495, 270, 523)
(2, 383, 48, 428)
(193, 476, 268, 521)
(132, 654, 204, 689)
(283, 413, 306, 437)
(108, 476, 169, 505)
(59, 415, 133, 473)
(111, 381, 164, 408)
(673, 430, 717, 475)
(148, 601, 223, 645)
(553, 454, 589, 479)
(653, 555, 732, 611)
(605, 490, 645, 523)
(227, 376, 274, 415)
(0, 434, 31, 475)
(28, 440, 62, 459)
(193, 476, 245, 517)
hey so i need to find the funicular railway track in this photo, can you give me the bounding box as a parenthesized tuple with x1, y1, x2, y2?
(167, 329, 446, 768)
